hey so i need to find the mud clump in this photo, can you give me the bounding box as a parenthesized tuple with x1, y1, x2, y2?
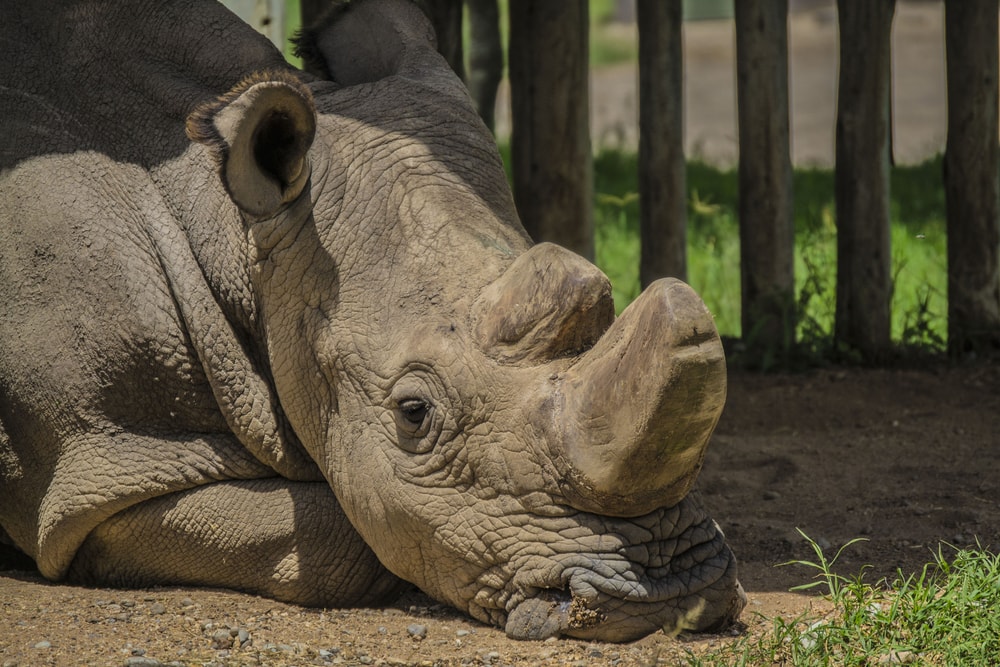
(567, 596, 606, 630)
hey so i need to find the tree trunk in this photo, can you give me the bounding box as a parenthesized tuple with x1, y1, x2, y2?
(735, 0, 795, 359)
(421, 0, 465, 81)
(638, 0, 686, 286)
(508, 1, 593, 260)
(465, 0, 503, 133)
(834, 0, 895, 360)
(944, 0, 1000, 356)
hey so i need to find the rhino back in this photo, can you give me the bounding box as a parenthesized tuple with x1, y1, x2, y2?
(0, 0, 290, 170)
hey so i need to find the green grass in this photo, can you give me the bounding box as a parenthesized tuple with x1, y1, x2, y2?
(686, 533, 1000, 666)
(283, 0, 302, 66)
(592, 150, 949, 354)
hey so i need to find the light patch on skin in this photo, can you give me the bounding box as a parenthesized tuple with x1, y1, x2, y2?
(273, 548, 301, 584)
(662, 597, 707, 638)
(475, 233, 516, 257)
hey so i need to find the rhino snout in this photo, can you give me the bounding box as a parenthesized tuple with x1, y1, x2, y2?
(498, 500, 745, 642)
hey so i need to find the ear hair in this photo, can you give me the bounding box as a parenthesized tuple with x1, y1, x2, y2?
(186, 69, 317, 217)
(186, 69, 315, 167)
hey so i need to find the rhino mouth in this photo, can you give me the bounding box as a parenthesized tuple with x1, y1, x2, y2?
(484, 497, 745, 642)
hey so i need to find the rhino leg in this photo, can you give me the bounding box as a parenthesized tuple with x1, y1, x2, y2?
(65, 479, 403, 607)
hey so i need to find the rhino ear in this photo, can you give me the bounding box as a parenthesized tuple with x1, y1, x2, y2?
(293, 0, 438, 84)
(187, 71, 316, 218)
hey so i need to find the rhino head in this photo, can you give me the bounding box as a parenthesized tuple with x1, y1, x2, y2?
(187, 0, 744, 642)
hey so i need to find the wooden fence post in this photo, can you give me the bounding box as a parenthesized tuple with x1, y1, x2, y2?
(466, 0, 503, 133)
(735, 0, 795, 359)
(508, 0, 594, 260)
(944, 0, 1000, 356)
(834, 0, 895, 360)
(637, 0, 687, 286)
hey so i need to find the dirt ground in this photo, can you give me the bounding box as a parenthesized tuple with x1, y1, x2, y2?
(4, 2, 998, 666)
(2, 361, 997, 666)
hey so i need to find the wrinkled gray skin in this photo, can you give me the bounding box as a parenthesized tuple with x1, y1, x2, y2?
(0, 0, 744, 641)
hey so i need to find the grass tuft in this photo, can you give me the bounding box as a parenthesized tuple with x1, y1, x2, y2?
(685, 532, 1000, 666)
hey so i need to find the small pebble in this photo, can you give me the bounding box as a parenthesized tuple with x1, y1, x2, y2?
(455, 629, 470, 637)
(149, 603, 166, 616)
(210, 629, 232, 650)
(406, 624, 427, 639)
(878, 650, 917, 664)
(33, 641, 51, 649)
(124, 659, 163, 667)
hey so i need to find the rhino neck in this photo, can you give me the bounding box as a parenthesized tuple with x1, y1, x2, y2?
(146, 150, 320, 482)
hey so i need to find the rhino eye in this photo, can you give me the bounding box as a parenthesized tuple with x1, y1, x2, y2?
(396, 398, 431, 436)
(389, 372, 444, 453)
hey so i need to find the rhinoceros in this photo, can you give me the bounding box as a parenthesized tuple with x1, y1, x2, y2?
(0, 0, 744, 641)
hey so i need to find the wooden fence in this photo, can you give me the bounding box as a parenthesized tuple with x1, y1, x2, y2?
(304, 0, 1000, 360)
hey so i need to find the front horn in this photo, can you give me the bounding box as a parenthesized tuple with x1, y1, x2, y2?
(540, 278, 727, 517)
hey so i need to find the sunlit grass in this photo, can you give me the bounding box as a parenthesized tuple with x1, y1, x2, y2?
(686, 533, 1000, 666)
(592, 151, 949, 353)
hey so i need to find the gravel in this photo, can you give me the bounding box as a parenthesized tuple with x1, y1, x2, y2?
(0, 577, 743, 666)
